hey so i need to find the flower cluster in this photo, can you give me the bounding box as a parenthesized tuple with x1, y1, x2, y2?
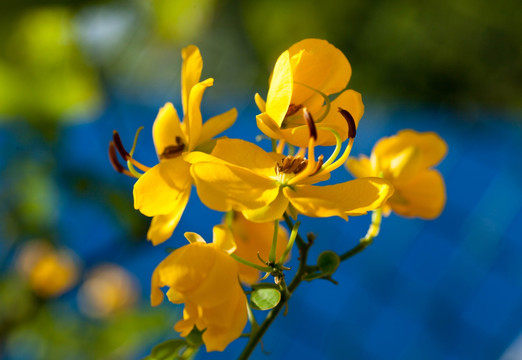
(110, 39, 447, 354)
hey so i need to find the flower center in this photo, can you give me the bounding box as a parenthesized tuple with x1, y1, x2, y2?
(276, 155, 308, 175)
(159, 136, 185, 159)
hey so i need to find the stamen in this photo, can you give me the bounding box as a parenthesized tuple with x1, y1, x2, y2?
(113, 129, 151, 172)
(108, 142, 133, 177)
(276, 155, 308, 175)
(112, 131, 130, 159)
(338, 107, 356, 138)
(303, 108, 317, 140)
(288, 137, 316, 185)
(310, 155, 324, 176)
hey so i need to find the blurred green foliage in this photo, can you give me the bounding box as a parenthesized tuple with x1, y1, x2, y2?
(1, 0, 520, 122)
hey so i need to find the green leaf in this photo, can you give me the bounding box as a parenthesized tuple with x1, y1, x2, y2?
(145, 339, 187, 360)
(317, 250, 340, 275)
(250, 288, 281, 311)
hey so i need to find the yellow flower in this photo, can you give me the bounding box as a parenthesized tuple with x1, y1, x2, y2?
(129, 46, 237, 245)
(255, 38, 364, 147)
(228, 212, 288, 285)
(151, 225, 247, 352)
(16, 240, 79, 298)
(184, 134, 393, 223)
(346, 130, 447, 219)
(77, 264, 139, 318)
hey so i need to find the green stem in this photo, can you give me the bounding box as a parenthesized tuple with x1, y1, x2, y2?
(278, 221, 300, 265)
(238, 232, 312, 360)
(268, 220, 279, 263)
(231, 254, 272, 272)
(283, 213, 306, 249)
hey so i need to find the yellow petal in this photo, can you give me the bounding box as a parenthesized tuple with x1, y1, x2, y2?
(284, 178, 394, 219)
(256, 112, 283, 140)
(151, 243, 217, 301)
(200, 287, 247, 352)
(181, 45, 203, 115)
(152, 102, 185, 157)
(288, 39, 351, 104)
(190, 161, 279, 212)
(373, 130, 448, 171)
(187, 78, 214, 151)
(133, 158, 192, 217)
(389, 146, 421, 182)
(198, 108, 237, 145)
(390, 170, 446, 219)
(183, 249, 238, 307)
(185, 138, 278, 177)
(184, 232, 207, 244)
(242, 190, 289, 223)
(147, 189, 191, 245)
(212, 225, 236, 254)
(255, 93, 266, 112)
(210, 138, 278, 175)
(345, 156, 376, 178)
(266, 50, 293, 127)
(174, 302, 199, 336)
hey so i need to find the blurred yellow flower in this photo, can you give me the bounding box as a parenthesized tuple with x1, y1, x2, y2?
(228, 212, 288, 284)
(77, 264, 139, 318)
(151, 225, 247, 352)
(346, 130, 448, 219)
(16, 240, 79, 298)
(132, 46, 237, 245)
(185, 138, 393, 222)
(255, 38, 364, 147)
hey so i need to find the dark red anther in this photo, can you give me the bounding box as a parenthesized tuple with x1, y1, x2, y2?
(112, 130, 130, 159)
(109, 142, 126, 173)
(338, 107, 356, 139)
(303, 108, 317, 140)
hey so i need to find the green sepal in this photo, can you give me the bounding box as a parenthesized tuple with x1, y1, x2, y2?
(185, 328, 204, 347)
(250, 288, 281, 311)
(317, 250, 340, 275)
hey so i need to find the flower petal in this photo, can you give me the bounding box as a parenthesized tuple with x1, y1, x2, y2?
(242, 190, 289, 223)
(288, 39, 351, 103)
(181, 45, 203, 115)
(198, 108, 237, 144)
(284, 178, 393, 219)
(345, 156, 376, 178)
(200, 287, 247, 352)
(133, 158, 191, 217)
(185, 138, 278, 177)
(187, 78, 214, 151)
(212, 225, 236, 254)
(390, 170, 446, 219)
(373, 130, 448, 171)
(147, 189, 190, 246)
(152, 102, 185, 157)
(256, 112, 283, 140)
(255, 93, 266, 112)
(190, 161, 279, 212)
(150, 243, 216, 306)
(266, 50, 293, 127)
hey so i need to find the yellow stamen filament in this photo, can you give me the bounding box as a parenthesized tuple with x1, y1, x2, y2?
(320, 137, 354, 175)
(276, 139, 286, 154)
